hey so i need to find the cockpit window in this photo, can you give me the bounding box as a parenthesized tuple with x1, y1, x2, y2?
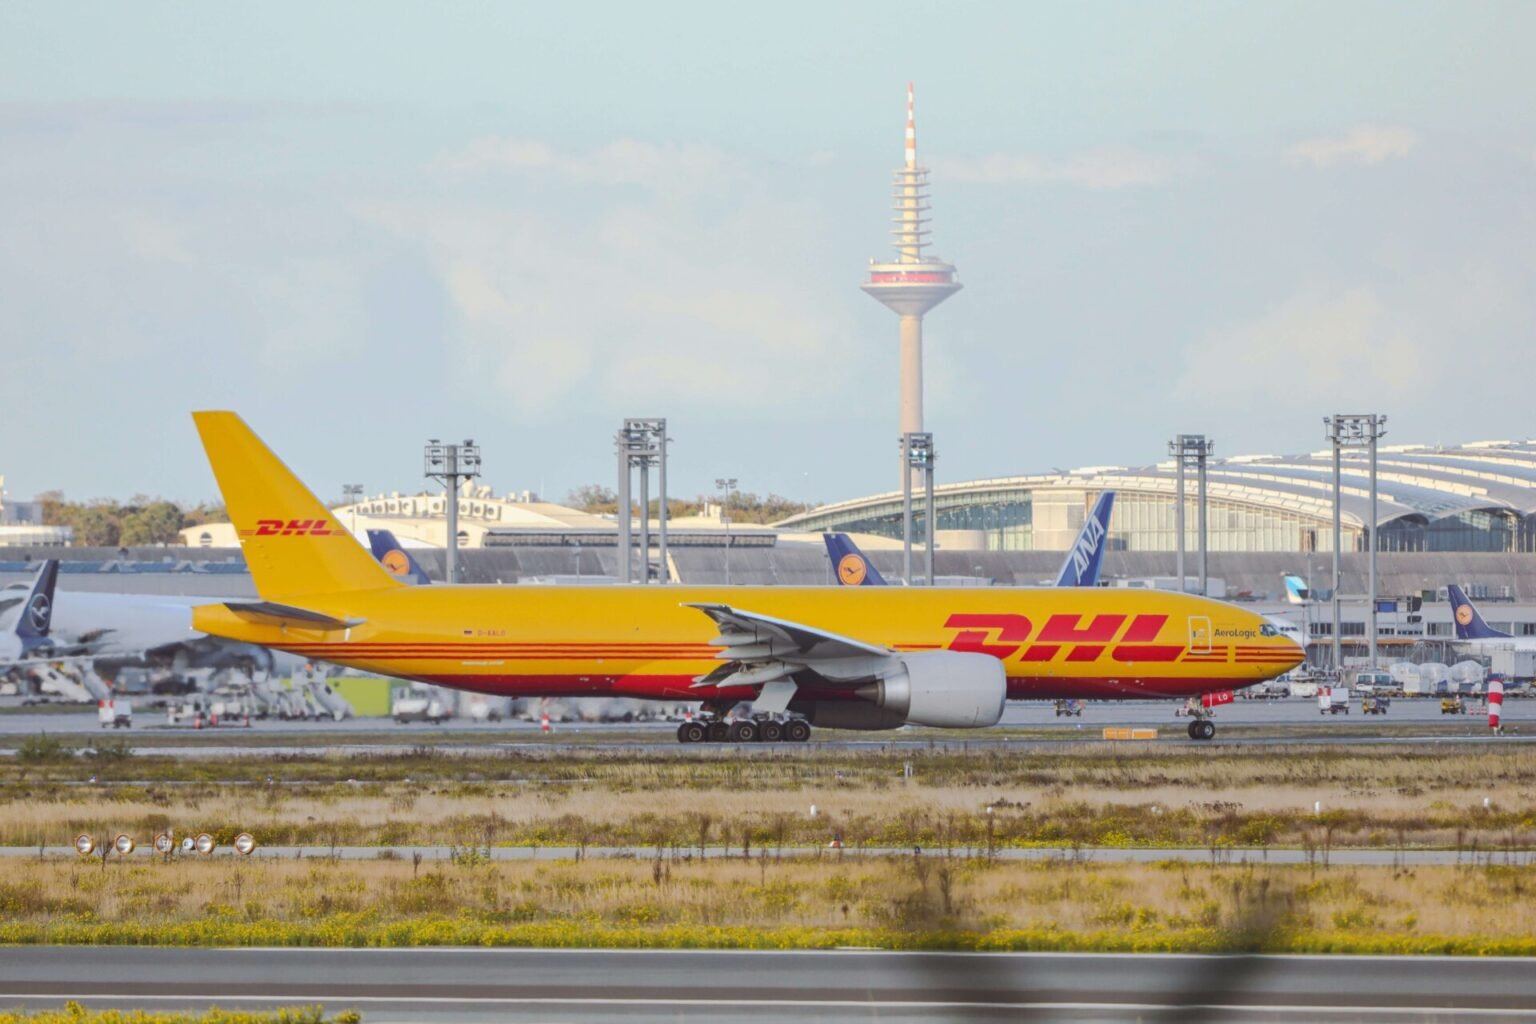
(1259, 624, 1280, 637)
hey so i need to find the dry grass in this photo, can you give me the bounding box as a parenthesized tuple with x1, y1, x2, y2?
(3, 745, 1534, 851)
(1, 853, 1533, 954)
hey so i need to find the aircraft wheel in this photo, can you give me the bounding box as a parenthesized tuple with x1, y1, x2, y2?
(1196, 720, 1216, 740)
(677, 721, 706, 744)
(786, 719, 812, 743)
(728, 720, 758, 743)
(759, 720, 784, 743)
(706, 721, 730, 743)
(1187, 720, 1200, 740)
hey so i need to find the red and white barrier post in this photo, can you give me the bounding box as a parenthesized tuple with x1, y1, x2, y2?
(1488, 679, 1504, 734)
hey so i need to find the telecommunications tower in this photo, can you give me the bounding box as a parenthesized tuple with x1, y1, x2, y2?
(862, 82, 962, 472)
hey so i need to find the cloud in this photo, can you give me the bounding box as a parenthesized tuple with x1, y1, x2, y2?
(1176, 288, 1427, 413)
(1287, 126, 1419, 167)
(363, 154, 859, 417)
(935, 147, 1187, 189)
(433, 136, 738, 195)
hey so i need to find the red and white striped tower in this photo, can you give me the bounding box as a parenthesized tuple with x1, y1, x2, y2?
(862, 82, 962, 483)
(1488, 678, 1504, 733)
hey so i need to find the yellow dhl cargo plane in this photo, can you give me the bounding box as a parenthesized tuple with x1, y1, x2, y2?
(190, 412, 1302, 742)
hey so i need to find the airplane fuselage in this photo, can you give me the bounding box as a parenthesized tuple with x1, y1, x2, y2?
(195, 584, 1302, 702)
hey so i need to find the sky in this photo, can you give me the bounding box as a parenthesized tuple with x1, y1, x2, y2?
(1, 1, 1533, 510)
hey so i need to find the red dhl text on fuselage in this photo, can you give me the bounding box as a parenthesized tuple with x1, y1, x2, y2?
(194, 584, 1301, 702)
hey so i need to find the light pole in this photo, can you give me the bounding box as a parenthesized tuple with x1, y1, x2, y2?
(1325, 414, 1387, 670)
(716, 477, 737, 585)
(424, 439, 480, 584)
(616, 419, 669, 584)
(901, 432, 936, 586)
(342, 484, 364, 536)
(1168, 435, 1214, 594)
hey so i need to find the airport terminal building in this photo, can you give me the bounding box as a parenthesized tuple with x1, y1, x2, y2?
(777, 439, 1536, 556)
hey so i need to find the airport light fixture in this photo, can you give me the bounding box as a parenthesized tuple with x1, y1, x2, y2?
(1168, 435, 1214, 595)
(616, 420, 670, 584)
(342, 483, 364, 534)
(424, 439, 481, 585)
(716, 477, 738, 585)
(1325, 414, 1387, 670)
(901, 432, 937, 586)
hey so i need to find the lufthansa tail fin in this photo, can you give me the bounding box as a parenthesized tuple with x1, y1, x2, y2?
(823, 533, 888, 586)
(1054, 491, 1116, 588)
(192, 412, 403, 601)
(367, 529, 434, 585)
(1447, 584, 1509, 640)
(12, 559, 58, 641)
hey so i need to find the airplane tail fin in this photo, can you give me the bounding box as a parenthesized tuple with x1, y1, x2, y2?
(823, 533, 888, 586)
(192, 412, 403, 601)
(1282, 574, 1311, 604)
(1055, 491, 1115, 588)
(12, 559, 58, 640)
(1448, 584, 1509, 640)
(367, 529, 434, 586)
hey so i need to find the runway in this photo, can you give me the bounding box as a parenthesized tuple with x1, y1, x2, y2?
(2, 947, 1532, 1022)
(0, 696, 1525, 753)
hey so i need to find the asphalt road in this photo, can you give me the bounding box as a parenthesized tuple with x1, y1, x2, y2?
(2, 947, 1532, 1023)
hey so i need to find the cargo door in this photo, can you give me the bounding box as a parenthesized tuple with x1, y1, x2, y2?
(1187, 616, 1212, 655)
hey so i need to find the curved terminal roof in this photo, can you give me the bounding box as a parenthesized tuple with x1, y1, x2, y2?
(777, 439, 1536, 532)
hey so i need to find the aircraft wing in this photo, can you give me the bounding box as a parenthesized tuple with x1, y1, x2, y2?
(683, 603, 893, 696)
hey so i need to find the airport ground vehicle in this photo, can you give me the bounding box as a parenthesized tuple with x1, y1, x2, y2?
(392, 697, 450, 724)
(1441, 697, 1466, 714)
(1319, 688, 1350, 714)
(186, 412, 1303, 744)
(96, 698, 131, 729)
(1361, 694, 1389, 715)
(1054, 699, 1083, 717)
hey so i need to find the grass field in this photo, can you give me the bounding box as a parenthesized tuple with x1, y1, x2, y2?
(1, 852, 1532, 955)
(3, 742, 1533, 853)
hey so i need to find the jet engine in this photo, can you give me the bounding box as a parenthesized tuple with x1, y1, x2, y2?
(799, 650, 1006, 730)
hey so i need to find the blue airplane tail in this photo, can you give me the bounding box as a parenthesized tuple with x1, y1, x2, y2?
(367, 530, 433, 585)
(1054, 492, 1116, 588)
(1282, 574, 1310, 604)
(823, 533, 888, 586)
(13, 559, 58, 641)
(1447, 584, 1508, 640)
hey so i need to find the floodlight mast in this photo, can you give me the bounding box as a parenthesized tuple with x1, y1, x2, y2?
(1325, 414, 1387, 670)
(424, 439, 481, 584)
(1168, 435, 1214, 595)
(901, 432, 936, 586)
(616, 419, 669, 584)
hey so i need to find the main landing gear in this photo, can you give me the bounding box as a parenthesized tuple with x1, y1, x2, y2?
(1186, 718, 1216, 741)
(676, 714, 812, 744)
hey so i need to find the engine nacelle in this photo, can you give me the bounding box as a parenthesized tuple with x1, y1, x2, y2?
(856, 650, 1006, 728)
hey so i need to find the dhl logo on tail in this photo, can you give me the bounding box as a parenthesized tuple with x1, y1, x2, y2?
(239, 518, 344, 538)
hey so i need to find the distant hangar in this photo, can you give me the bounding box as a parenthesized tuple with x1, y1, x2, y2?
(776, 439, 1536, 555)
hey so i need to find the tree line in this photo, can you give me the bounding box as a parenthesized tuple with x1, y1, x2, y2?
(37, 493, 227, 547)
(564, 485, 813, 525)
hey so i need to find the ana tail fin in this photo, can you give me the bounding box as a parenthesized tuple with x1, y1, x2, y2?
(367, 529, 434, 585)
(1055, 491, 1115, 587)
(1447, 584, 1509, 640)
(823, 533, 887, 586)
(192, 412, 402, 600)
